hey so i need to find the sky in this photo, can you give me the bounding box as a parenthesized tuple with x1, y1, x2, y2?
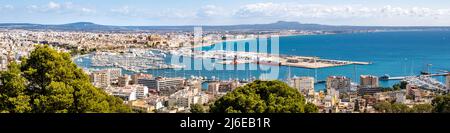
(1, 0, 450, 26)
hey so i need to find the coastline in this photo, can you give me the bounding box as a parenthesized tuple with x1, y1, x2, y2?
(187, 33, 334, 49)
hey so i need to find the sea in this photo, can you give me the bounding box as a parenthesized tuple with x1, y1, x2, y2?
(75, 31, 450, 91)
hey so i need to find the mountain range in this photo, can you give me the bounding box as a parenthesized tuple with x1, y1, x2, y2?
(1, 21, 449, 32)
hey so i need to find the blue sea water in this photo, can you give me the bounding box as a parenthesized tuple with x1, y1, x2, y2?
(75, 31, 450, 91)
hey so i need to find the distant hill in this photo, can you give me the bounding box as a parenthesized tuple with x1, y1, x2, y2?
(1, 21, 449, 32)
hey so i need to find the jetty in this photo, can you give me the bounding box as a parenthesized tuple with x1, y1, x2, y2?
(174, 49, 372, 69)
(380, 72, 450, 81)
(280, 56, 371, 69)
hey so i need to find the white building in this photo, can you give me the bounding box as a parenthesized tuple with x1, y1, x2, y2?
(446, 75, 450, 90)
(395, 92, 407, 104)
(208, 82, 220, 95)
(192, 92, 209, 105)
(138, 77, 184, 94)
(327, 76, 351, 93)
(323, 95, 333, 109)
(168, 87, 203, 108)
(135, 85, 149, 99)
(111, 89, 137, 101)
(107, 68, 122, 82)
(186, 80, 202, 94)
(360, 75, 379, 88)
(131, 73, 153, 85)
(176, 96, 191, 108)
(90, 70, 111, 89)
(290, 76, 314, 93)
(118, 75, 131, 87)
(168, 96, 190, 108)
(0, 55, 7, 71)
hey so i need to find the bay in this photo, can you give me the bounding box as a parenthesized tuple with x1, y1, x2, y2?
(75, 31, 450, 91)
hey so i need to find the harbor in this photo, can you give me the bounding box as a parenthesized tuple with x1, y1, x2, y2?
(89, 49, 184, 73)
(171, 49, 372, 69)
(72, 31, 450, 91)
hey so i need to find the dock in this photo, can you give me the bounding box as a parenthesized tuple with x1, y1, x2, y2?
(279, 56, 371, 69)
(189, 50, 373, 69)
(380, 72, 449, 81)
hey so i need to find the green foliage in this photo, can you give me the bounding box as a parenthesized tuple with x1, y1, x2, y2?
(210, 80, 318, 113)
(392, 81, 408, 90)
(390, 103, 410, 113)
(432, 94, 450, 113)
(373, 101, 432, 113)
(411, 104, 433, 113)
(190, 104, 206, 113)
(70, 48, 96, 56)
(0, 62, 31, 113)
(0, 45, 131, 113)
(382, 81, 408, 92)
(304, 103, 319, 113)
(373, 101, 392, 113)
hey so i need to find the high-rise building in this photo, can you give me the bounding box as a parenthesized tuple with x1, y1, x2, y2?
(90, 70, 111, 89)
(90, 68, 124, 88)
(0, 55, 7, 71)
(208, 81, 220, 95)
(446, 74, 450, 90)
(326, 76, 351, 93)
(187, 80, 202, 95)
(131, 73, 153, 85)
(135, 85, 149, 99)
(218, 80, 240, 93)
(118, 75, 131, 87)
(360, 75, 379, 88)
(290, 76, 315, 93)
(107, 68, 122, 82)
(168, 87, 193, 108)
(138, 77, 184, 91)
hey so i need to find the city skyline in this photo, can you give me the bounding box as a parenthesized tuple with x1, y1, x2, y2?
(1, 0, 450, 26)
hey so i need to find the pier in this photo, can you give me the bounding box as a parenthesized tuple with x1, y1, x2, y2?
(280, 57, 372, 69)
(174, 49, 372, 69)
(380, 72, 449, 81)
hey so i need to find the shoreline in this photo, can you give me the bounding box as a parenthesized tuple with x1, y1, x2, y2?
(188, 33, 328, 49)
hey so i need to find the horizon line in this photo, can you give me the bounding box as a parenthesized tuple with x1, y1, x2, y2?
(2, 21, 450, 28)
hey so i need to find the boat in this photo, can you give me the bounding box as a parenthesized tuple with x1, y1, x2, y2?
(256, 60, 282, 66)
(315, 80, 326, 84)
(380, 74, 390, 81)
(420, 71, 431, 75)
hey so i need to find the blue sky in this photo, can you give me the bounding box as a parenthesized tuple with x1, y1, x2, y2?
(1, 0, 450, 26)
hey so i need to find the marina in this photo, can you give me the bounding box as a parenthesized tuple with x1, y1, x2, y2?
(90, 49, 184, 73)
(74, 31, 450, 91)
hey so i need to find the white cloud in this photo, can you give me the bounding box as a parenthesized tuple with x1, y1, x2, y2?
(196, 5, 225, 18)
(157, 8, 195, 19)
(81, 8, 94, 13)
(102, 3, 450, 25)
(111, 6, 130, 15)
(111, 6, 195, 20)
(18, 2, 447, 26)
(27, 2, 95, 14)
(4, 5, 14, 9)
(0, 4, 14, 10)
(233, 3, 450, 20)
(48, 1, 61, 9)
